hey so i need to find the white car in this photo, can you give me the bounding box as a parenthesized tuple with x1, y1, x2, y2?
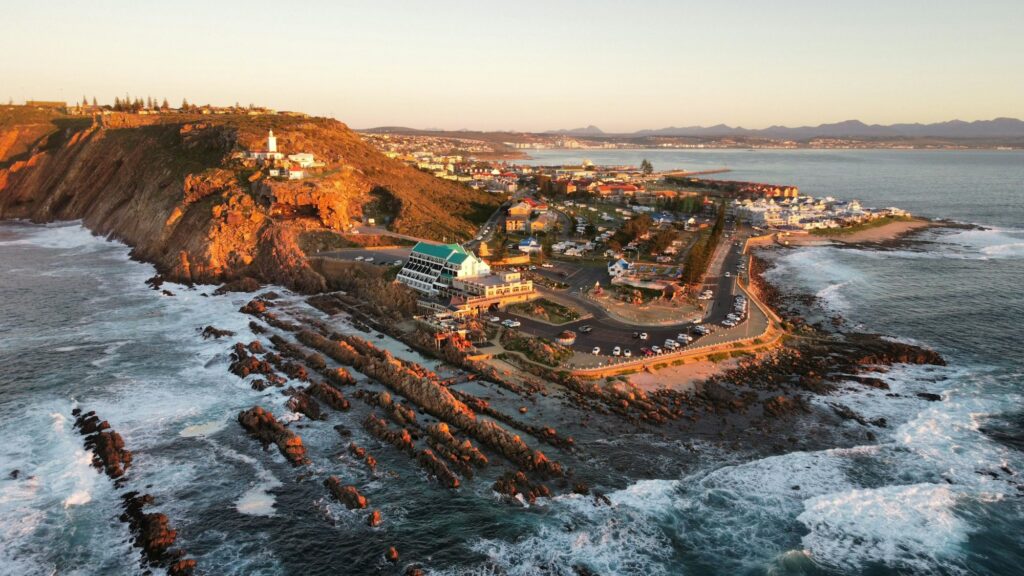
(354, 256, 364, 261)
(724, 272, 731, 277)
(507, 320, 521, 328)
(664, 339, 678, 349)
(488, 316, 501, 323)
(623, 349, 632, 358)
(612, 346, 622, 357)
(639, 332, 649, 340)
(592, 346, 601, 355)
(677, 334, 693, 343)
(541, 263, 554, 268)
(393, 260, 403, 266)
(723, 320, 737, 327)
(364, 257, 374, 263)
(651, 345, 662, 354)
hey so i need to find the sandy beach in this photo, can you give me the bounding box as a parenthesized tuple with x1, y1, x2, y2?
(783, 217, 934, 246)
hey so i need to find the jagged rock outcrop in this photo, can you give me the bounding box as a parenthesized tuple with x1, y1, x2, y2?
(121, 492, 197, 575)
(493, 470, 551, 504)
(299, 330, 564, 477)
(285, 388, 325, 420)
(72, 409, 132, 479)
(237, 406, 308, 465)
(307, 381, 351, 411)
(324, 476, 368, 509)
(416, 449, 461, 489)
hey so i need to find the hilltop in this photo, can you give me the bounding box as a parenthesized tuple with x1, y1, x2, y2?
(0, 106, 500, 291)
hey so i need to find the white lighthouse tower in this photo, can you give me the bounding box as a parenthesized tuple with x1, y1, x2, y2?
(267, 130, 277, 153)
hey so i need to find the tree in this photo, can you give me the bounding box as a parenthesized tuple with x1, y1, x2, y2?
(650, 229, 677, 254)
(640, 159, 654, 175)
(161, 97, 169, 110)
(181, 98, 190, 111)
(82, 95, 88, 107)
(491, 239, 507, 262)
(542, 234, 554, 258)
(91, 96, 98, 107)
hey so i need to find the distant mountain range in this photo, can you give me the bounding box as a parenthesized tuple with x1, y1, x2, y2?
(546, 118, 1024, 139)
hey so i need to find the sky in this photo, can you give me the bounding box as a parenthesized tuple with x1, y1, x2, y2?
(2, 0, 1022, 132)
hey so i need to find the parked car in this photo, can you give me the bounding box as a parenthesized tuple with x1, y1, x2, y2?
(579, 325, 593, 333)
(639, 332, 649, 340)
(651, 345, 663, 354)
(354, 256, 364, 261)
(612, 346, 621, 357)
(623, 349, 632, 358)
(640, 347, 653, 357)
(592, 346, 601, 355)
(488, 316, 501, 323)
(364, 257, 374, 263)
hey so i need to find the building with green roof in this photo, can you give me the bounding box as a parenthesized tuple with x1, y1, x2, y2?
(396, 242, 491, 296)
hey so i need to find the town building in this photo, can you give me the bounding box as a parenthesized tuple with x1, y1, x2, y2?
(452, 271, 535, 304)
(517, 237, 542, 253)
(396, 242, 491, 297)
(287, 153, 317, 168)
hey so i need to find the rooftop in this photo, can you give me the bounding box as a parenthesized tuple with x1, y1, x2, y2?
(411, 241, 470, 261)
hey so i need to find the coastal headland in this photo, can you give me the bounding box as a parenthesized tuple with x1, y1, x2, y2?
(0, 102, 957, 573)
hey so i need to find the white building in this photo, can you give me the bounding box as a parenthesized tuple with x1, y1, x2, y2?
(396, 242, 491, 296)
(248, 130, 284, 161)
(287, 153, 317, 168)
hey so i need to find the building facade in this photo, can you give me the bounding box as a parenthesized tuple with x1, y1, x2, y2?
(396, 242, 491, 296)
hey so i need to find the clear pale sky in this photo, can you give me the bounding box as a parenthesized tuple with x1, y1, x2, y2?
(2, 0, 1021, 132)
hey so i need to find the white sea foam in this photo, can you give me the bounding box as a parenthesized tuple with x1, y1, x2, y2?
(62, 490, 93, 508)
(798, 484, 969, 573)
(179, 417, 229, 438)
(235, 469, 283, 517)
(0, 222, 289, 572)
(764, 247, 866, 313)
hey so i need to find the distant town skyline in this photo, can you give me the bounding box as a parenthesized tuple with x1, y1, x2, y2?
(2, 0, 1022, 132)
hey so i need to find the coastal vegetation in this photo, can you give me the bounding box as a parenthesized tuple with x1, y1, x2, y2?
(507, 298, 582, 325)
(500, 331, 575, 367)
(680, 201, 726, 284)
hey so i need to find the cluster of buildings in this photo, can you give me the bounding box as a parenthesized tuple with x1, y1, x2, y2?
(396, 242, 537, 316)
(242, 130, 322, 180)
(730, 196, 909, 230)
(505, 198, 559, 233)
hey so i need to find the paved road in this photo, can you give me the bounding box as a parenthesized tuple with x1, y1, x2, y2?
(499, 224, 757, 357)
(317, 246, 413, 264)
(465, 201, 509, 251)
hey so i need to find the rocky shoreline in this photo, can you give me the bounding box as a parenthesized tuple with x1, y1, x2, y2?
(34, 231, 954, 574)
(71, 409, 197, 576)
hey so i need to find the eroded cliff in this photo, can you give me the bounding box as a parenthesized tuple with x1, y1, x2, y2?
(0, 108, 498, 292)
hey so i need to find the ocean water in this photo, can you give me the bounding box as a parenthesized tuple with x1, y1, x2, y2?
(2, 149, 1023, 575)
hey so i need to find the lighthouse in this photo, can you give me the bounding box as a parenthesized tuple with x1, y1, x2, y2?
(267, 130, 277, 153)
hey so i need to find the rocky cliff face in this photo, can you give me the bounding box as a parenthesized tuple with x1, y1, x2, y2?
(0, 110, 497, 292)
